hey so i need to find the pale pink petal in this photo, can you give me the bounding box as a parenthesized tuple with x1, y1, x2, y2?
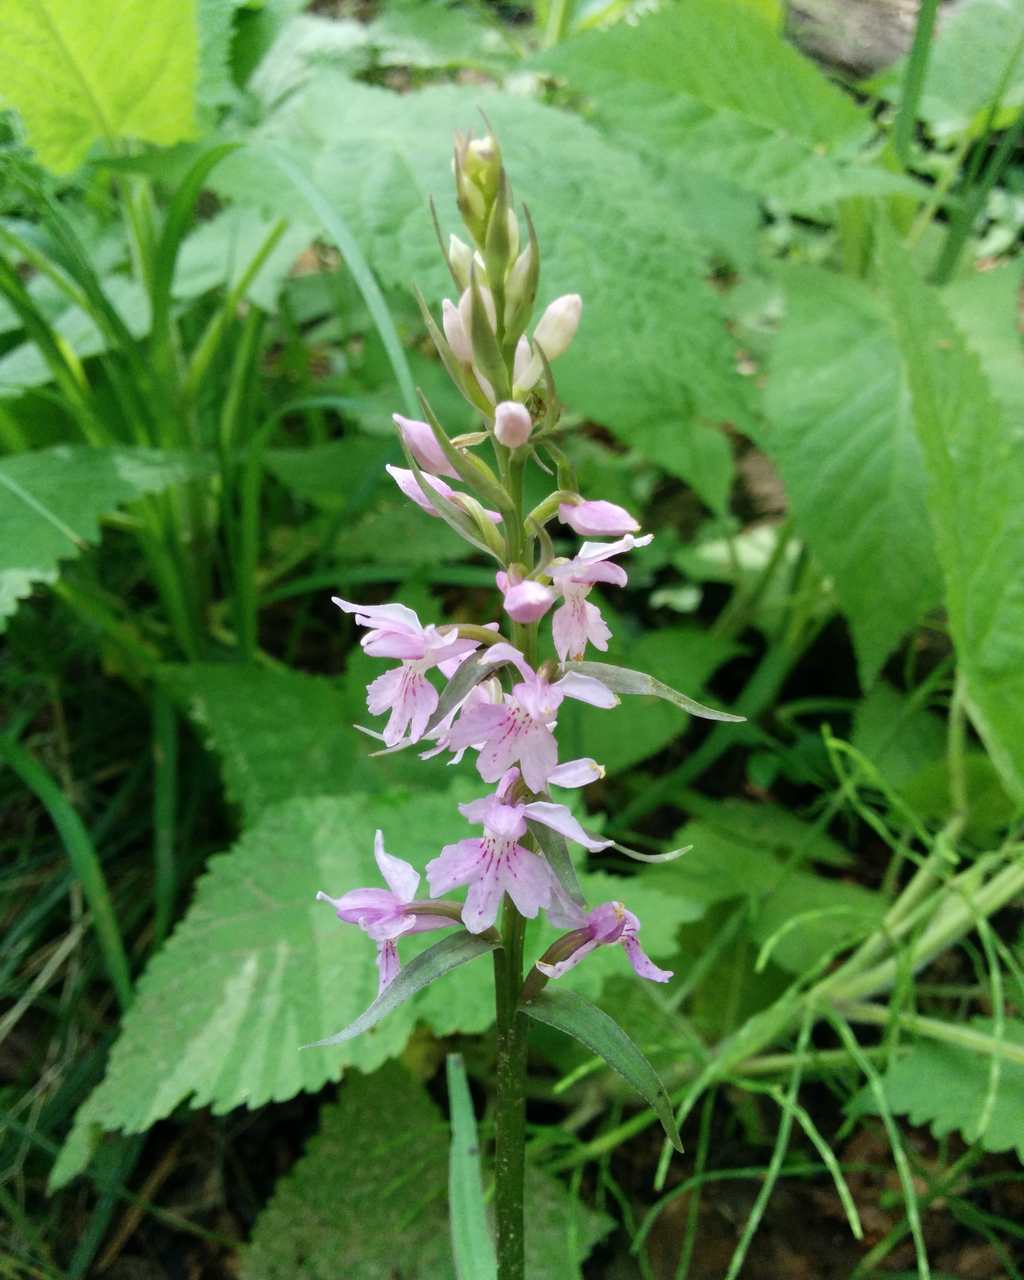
(373, 830, 420, 902)
(318, 886, 394, 922)
(426, 838, 483, 896)
(477, 720, 532, 784)
(521, 800, 613, 852)
(536, 939, 599, 980)
(462, 863, 505, 933)
(574, 561, 628, 588)
(389, 672, 439, 747)
(332, 597, 423, 634)
(484, 801, 528, 841)
(386, 464, 452, 518)
(583, 600, 612, 653)
(393, 413, 459, 479)
(479, 642, 534, 680)
(361, 632, 431, 660)
(446, 701, 508, 752)
(622, 932, 673, 983)
(547, 758, 605, 788)
(376, 939, 401, 993)
(552, 597, 591, 663)
(517, 724, 559, 792)
(556, 670, 618, 709)
(366, 667, 405, 716)
(500, 846, 556, 918)
(575, 533, 653, 564)
(558, 500, 640, 537)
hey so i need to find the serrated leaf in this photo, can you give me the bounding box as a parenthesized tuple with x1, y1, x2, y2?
(240, 1062, 611, 1280)
(307, 931, 497, 1047)
(0, 447, 199, 631)
(944, 262, 1024, 429)
(0, 0, 197, 173)
(863, 1018, 1024, 1159)
(161, 661, 434, 822)
(522, 988, 682, 1151)
(536, 0, 918, 209)
(51, 791, 498, 1189)
(879, 228, 1024, 805)
(762, 266, 943, 686)
(217, 79, 753, 506)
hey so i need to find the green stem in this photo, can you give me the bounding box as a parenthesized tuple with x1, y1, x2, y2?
(892, 0, 941, 166)
(493, 899, 527, 1280)
(840, 1000, 1024, 1068)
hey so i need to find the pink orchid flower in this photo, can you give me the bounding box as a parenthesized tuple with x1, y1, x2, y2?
(316, 831, 450, 993)
(558, 499, 640, 537)
(548, 533, 653, 661)
(496, 570, 556, 623)
(387, 464, 502, 524)
(426, 768, 612, 933)
(332, 597, 479, 747)
(446, 644, 617, 791)
(539, 899, 672, 983)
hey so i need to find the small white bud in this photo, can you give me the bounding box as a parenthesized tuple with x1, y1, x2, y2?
(448, 235, 473, 289)
(474, 366, 496, 404)
(493, 400, 532, 448)
(505, 245, 534, 322)
(458, 285, 496, 342)
(512, 335, 540, 396)
(442, 298, 472, 363)
(533, 293, 582, 361)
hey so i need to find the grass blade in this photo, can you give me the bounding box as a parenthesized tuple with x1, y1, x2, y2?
(446, 1054, 497, 1280)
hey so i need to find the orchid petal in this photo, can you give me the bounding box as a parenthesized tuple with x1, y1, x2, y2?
(556, 670, 619, 709)
(521, 800, 613, 852)
(547, 758, 605, 788)
(373, 830, 420, 902)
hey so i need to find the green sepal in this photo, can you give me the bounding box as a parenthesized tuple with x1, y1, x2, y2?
(305, 931, 499, 1048)
(416, 389, 514, 516)
(520, 988, 683, 1153)
(503, 203, 540, 343)
(483, 170, 513, 298)
(468, 266, 511, 401)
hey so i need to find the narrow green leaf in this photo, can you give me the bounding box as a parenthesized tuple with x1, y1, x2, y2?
(521, 988, 683, 1152)
(878, 226, 1024, 804)
(564, 659, 744, 723)
(306, 931, 498, 1048)
(446, 1055, 497, 1280)
(0, 0, 198, 173)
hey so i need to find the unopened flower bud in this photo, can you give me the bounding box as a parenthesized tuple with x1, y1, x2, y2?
(504, 244, 535, 328)
(496, 570, 555, 623)
(464, 135, 502, 200)
(448, 235, 473, 289)
(474, 366, 496, 404)
(559, 498, 640, 537)
(442, 298, 472, 363)
(458, 285, 496, 340)
(393, 413, 459, 479)
(533, 294, 582, 361)
(506, 208, 520, 263)
(512, 335, 538, 393)
(494, 400, 532, 448)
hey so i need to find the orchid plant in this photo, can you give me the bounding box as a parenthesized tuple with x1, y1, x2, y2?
(310, 130, 741, 1278)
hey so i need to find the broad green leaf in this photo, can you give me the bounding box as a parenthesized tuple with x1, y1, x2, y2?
(0, 447, 197, 631)
(50, 790, 497, 1189)
(240, 1062, 611, 1280)
(0, 0, 197, 173)
(536, 0, 917, 208)
(217, 79, 753, 507)
(160, 661, 432, 822)
(522, 987, 682, 1151)
(879, 229, 1024, 805)
(307, 932, 498, 1047)
(944, 262, 1024, 429)
(872, 0, 1024, 141)
(196, 0, 245, 120)
(762, 266, 943, 686)
(852, 682, 946, 791)
(173, 207, 314, 310)
(863, 1018, 1024, 1159)
(446, 1054, 497, 1280)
